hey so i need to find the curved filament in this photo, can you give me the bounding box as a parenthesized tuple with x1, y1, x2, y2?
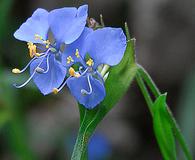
(13, 56, 45, 88)
(81, 75, 93, 95)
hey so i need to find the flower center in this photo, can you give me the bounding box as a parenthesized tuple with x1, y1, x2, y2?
(12, 34, 60, 89)
(27, 42, 41, 58)
(86, 58, 94, 67)
(69, 67, 80, 78)
(67, 56, 74, 64)
(75, 49, 80, 58)
(34, 34, 51, 48)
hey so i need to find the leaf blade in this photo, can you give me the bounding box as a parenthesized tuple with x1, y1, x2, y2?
(153, 94, 177, 160)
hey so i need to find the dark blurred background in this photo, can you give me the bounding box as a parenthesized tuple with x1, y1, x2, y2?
(0, 0, 195, 159)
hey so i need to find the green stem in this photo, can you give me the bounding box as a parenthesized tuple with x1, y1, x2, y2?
(137, 64, 160, 97)
(135, 72, 154, 116)
(71, 108, 101, 160)
(71, 129, 88, 160)
(71, 110, 89, 160)
(136, 64, 193, 160)
(167, 107, 193, 160)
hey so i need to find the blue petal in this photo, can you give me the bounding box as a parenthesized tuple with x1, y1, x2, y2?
(49, 5, 88, 45)
(67, 75, 106, 109)
(30, 54, 66, 95)
(14, 8, 49, 43)
(85, 27, 127, 67)
(62, 27, 93, 67)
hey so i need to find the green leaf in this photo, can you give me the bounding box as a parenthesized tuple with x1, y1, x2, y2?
(153, 94, 177, 160)
(71, 25, 138, 160)
(137, 65, 192, 160)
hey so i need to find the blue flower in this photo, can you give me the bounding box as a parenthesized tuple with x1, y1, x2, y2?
(63, 27, 127, 109)
(12, 5, 88, 95)
(88, 133, 112, 160)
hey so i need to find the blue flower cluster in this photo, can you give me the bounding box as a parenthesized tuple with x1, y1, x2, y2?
(12, 5, 127, 109)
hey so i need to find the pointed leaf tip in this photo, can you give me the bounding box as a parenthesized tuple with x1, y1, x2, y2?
(153, 94, 177, 160)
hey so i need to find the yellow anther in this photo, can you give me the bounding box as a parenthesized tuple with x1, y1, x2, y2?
(35, 53, 41, 57)
(34, 34, 43, 40)
(46, 40, 50, 45)
(35, 34, 51, 49)
(67, 56, 74, 64)
(69, 67, 75, 76)
(12, 68, 21, 74)
(43, 40, 50, 49)
(86, 58, 94, 66)
(27, 42, 37, 58)
(75, 49, 80, 58)
(34, 34, 39, 40)
(52, 88, 59, 94)
(43, 40, 50, 44)
(69, 67, 80, 78)
(75, 73, 81, 78)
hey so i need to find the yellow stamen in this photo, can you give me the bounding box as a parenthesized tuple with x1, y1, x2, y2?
(69, 67, 75, 76)
(52, 88, 59, 94)
(27, 42, 37, 58)
(35, 34, 51, 49)
(67, 56, 74, 64)
(75, 49, 80, 58)
(86, 58, 94, 66)
(35, 53, 41, 57)
(34, 34, 43, 40)
(12, 68, 21, 74)
(43, 40, 51, 46)
(74, 73, 80, 78)
(69, 67, 80, 78)
(46, 40, 50, 45)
